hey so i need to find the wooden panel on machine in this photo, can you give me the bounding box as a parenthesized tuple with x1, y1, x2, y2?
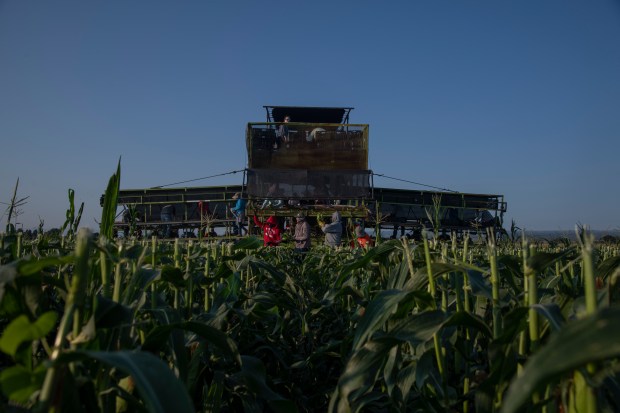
(247, 123, 368, 170)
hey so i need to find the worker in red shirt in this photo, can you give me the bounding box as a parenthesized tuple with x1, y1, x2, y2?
(253, 216, 282, 247)
(354, 222, 373, 249)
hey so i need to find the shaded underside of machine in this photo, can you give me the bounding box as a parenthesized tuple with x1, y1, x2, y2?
(108, 184, 506, 235)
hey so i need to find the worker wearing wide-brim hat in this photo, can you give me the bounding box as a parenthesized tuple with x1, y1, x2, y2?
(294, 212, 311, 252)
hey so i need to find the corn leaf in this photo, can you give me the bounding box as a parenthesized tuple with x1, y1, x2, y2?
(352, 289, 411, 350)
(204, 370, 225, 413)
(142, 320, 241, 366)
(239, 355, 298, 413)
(17, 255, 74, 276)
(56, 350, 194, 413)
(526, 248, 576, 273)
(232, 236, 262, 251)
(501, 307, 620, 413)
(598, 255, 620, 280)
(100, 159, 121, 239)
(0, 364, 47, 404)
(335, 311, 447, 412)
(0, 312, 57, 357)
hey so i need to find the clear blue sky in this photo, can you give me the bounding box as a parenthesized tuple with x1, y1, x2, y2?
(1, 0, 619, 232)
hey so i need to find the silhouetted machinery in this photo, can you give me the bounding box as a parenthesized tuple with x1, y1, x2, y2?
(103, 106, 506, 238)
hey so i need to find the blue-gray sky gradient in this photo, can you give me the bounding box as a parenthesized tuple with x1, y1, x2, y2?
(1, 0, 619, 231)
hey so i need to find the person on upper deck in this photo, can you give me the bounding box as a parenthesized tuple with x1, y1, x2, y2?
(319, 211, 343, 248)
(275, 115, 290, 149)
(260, 183, 284, 209)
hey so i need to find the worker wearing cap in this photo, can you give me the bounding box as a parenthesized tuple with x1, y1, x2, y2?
(230, 192, 247, 236)
(294, 213, 311, 252)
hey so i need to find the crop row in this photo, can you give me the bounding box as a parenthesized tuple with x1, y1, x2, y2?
(1, 165, 619, 412)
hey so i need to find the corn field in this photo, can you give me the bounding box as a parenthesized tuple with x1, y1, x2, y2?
(2, 166, 620, 413)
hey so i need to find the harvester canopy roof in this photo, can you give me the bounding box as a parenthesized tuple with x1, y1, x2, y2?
(264, 106, 353, 124)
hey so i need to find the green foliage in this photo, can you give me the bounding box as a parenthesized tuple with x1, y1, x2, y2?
(2, 174, 620, 412)
(3, 178, 29, 236)
(0, 312, 57, 357)
(60, 188, 84, 243)
(502, 307, 620, 413)
(0, 364, 47, 405)
(99, 159, 121, 239)
(55, 350, 195, 413)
